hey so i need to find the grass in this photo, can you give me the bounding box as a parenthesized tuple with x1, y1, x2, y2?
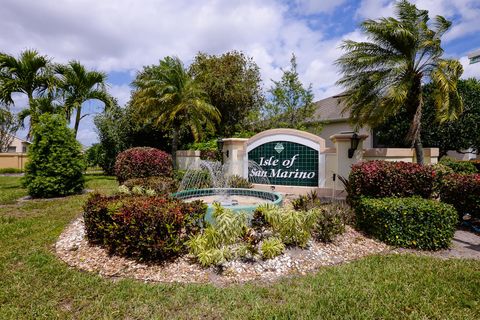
(0, 175, 479, 319)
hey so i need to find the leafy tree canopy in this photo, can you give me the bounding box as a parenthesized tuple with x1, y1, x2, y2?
(260, 54, 320, 133)
(189, 51, 264, 137)
(374, 78, 480, 156)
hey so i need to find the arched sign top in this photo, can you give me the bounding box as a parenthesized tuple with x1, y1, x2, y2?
(246, 128, 326, 153)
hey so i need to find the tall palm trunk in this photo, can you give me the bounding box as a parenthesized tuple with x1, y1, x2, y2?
(27, 92, 36, 140)
(74, 105, 82, 137)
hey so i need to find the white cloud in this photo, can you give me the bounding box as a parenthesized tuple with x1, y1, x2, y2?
(1, 0, 479, 145)
(356, 0, 480, 42)
(108, 84, 131, 107)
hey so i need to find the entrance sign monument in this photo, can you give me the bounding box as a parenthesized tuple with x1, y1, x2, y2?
(244, 129, 326, 187)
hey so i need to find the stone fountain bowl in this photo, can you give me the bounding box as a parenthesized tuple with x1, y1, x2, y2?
(172, 188, 283, 221)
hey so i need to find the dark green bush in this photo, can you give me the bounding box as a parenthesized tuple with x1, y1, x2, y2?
(356, 197, 457, 250)
(439, 157, 478, 174)
(439, 173, 480, 219)
(227, 175, 252, 188)
(22, 114, 85, 198)
(83, 193, 207, 261)
(123, 176, 178, 194)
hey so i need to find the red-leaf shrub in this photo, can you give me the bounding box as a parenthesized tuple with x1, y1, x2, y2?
(439, 173, 480, 219)
(114, 147, 173, 183)
(347, 161, 436, 205)
(83, 193, 206, 261)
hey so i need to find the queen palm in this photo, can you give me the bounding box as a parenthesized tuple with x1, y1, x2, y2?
(132, 56, 220, 165)
(0, 49, 52, 137)
(335, 0, 463, 164)
(55, 61, 112, 137)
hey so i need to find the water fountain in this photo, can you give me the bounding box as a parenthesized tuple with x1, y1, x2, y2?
(173, 160, 282, 219)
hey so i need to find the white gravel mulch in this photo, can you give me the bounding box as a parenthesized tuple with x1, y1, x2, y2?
(55, 217, 390, 286)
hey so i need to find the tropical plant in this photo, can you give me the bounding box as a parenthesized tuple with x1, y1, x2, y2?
(132, 56, 220, 165)
(0, 49, 53, 138)
(55, 60, 112, 136)
(17, 96, 64, 129)
(336, 0, 463, 164)
(186, 203, 249, 267)
(261, 237, 285, 259)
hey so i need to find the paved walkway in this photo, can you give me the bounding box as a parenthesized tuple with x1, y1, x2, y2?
(436, 230, 480, 259)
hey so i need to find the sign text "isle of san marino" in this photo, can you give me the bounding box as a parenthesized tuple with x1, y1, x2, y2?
(247, 141, 319, 187)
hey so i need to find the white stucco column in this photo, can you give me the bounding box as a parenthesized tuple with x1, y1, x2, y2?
(330, 133, 368, 185)
(222, 138, 248, 177)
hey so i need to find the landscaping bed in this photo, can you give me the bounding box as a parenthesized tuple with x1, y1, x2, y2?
(55, 217, 388, 286)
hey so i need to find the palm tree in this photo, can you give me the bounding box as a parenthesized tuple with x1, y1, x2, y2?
(335, 0, 463, 164)
(55, 61, 112, 137)
(132, 56, 220, 164)
(0, 49, 52, 137)
(17, 96, 64, 130)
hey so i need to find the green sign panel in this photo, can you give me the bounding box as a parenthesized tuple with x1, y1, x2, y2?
(248, 141, 319, 186)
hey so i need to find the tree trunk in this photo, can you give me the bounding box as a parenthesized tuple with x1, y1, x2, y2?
(171, 129, 178, 169)
(27, 93, 36, 140)
(414, 138, 424, 165)
(74, 105, 82, 137)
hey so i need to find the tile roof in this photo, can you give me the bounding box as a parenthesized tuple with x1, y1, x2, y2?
(312, 94, 350, 122)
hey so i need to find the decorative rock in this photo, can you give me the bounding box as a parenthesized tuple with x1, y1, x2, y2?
(55, 217, 390, 286)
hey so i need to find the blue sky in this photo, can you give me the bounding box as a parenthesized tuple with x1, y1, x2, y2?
(2, 0, 480, 146)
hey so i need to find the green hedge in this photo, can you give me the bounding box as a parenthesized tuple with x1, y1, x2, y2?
(0, 168, 23, 174)
(355, 197, 457, 250)
(439, 157, 478, 174)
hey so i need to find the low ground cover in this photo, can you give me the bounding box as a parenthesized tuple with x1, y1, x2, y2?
(1, 175, 479, 319)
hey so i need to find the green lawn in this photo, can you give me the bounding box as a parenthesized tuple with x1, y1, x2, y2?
(0, 175, 479, 319)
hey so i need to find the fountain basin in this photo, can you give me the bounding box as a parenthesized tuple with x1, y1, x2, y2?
(172, 188, 283, 221)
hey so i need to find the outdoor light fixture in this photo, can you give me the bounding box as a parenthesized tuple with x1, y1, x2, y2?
(348, 133, 360, 158)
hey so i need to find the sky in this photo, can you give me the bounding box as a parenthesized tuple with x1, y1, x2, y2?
(2, 0, 480, 146)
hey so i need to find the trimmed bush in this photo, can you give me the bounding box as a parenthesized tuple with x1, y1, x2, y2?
(439, 157, 478, 174)
(347, 161, 436, 205)
(440, 173, 480, 219)
(123, 176, 178, 195)
(83, 193, 206, 261)
(0, 168, 23, 174)
(114, 147, 173, 183)
(355, 197, 457, 250)
(22, 114, 85, 198)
